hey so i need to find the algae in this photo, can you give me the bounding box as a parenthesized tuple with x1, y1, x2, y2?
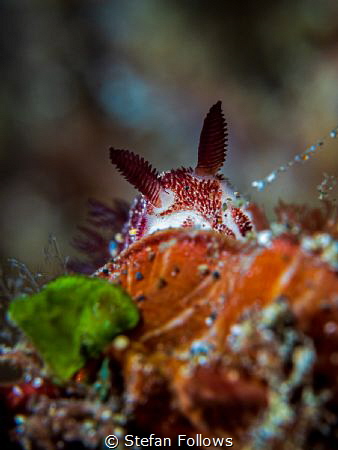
(9, 275, 139, 380)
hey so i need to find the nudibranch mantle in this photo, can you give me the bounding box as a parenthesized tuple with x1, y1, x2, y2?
(110, 101, 254, 250)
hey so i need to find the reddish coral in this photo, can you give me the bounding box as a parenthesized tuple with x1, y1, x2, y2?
(98, 229, 337, 348)
(96, 228, 338, 446)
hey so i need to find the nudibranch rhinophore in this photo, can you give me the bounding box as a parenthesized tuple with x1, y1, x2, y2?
(110, 101, 253, 249)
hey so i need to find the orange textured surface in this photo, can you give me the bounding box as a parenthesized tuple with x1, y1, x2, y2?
(98, 230, 337, 350)
(96, 229, 338, 444)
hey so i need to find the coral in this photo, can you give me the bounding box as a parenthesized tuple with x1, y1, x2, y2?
(0, 349, 125, 450)
(92, 223, 338, 448)
(274, 199, 337, 238)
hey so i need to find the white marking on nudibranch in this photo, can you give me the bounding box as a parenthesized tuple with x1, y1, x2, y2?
(147, 210, 213, 235)
(152, 187, 175, 214)
(219, 180, 253, 239)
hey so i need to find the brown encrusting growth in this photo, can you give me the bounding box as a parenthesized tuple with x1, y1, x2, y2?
(0, 349, 125, 449)
(275, 199, 338, 238)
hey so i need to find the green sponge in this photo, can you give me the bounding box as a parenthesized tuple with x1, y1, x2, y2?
(9, 275, 139, 381)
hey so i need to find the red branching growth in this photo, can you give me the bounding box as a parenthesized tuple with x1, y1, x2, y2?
(246, 203, 270, 231)
(68, 226, 110, 274)
(67, 198, 129, 274)
(110, 148, 162, 207)
(275, 199, 338, 237)
(195, 101, 228, 176)
(72, 226, 108, 257)
(86, 198, 128, 229)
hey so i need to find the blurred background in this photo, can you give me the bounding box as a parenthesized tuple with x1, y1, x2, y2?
(0, 0, 338, 270)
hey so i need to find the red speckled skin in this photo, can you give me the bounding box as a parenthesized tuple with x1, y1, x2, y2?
(120, 170, 253, 250)
(110, 102, 253, 251)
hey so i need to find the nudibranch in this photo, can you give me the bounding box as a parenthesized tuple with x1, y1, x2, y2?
(110, 101, 253, 250)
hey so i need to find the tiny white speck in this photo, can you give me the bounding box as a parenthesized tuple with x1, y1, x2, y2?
(257, 230, 273, 247)
(229, 325, 242, 337)
(324, 322, 338, 335)
(32, 377, 43, 388)
(13, 386, 23, 396)
(266, 172, 277, 183)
